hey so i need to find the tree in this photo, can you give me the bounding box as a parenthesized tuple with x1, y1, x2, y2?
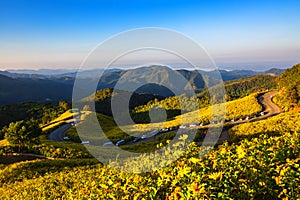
(4, 120, 41, 152)
(59, 101, 71, 111)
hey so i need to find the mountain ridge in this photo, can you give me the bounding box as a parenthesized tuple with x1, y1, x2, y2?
(0, 66, 286, 106)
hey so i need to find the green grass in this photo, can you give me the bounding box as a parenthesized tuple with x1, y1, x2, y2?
(41, 110, 79, 131)
(66, 112, 134, 144)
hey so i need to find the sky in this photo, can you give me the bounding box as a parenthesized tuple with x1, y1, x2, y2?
(1, 0, 300, 70)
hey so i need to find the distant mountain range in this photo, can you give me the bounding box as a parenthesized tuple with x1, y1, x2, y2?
(3, 67, 285, 79)
(2, 68, 122, 79)
(0, 66, 285, 106)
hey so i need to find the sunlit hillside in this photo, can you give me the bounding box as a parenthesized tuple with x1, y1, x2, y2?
(125, 93, 262, 133)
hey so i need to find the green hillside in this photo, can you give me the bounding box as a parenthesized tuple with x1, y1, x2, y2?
(274, 63, 300, 111)
(66, 112, 132, 144)
(126, 93, 262, 134)
(221, 74, 277, 99)
(66, 92, 262, 147)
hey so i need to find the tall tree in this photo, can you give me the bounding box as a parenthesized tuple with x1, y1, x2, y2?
(4, 120, 41, 152)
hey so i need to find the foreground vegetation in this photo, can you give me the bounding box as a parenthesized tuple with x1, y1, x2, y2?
(0, 127, 298, 199)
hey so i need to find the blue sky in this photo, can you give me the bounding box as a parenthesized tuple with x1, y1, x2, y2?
(1, 0, 300, 70)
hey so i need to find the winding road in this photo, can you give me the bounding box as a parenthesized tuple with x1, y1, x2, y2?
(48, 91, 281, 145)
(48, 119, 76, 142)
(48, 123, 73, 141)
(256, 91, 281, 118)
(216, 91, 281, 144)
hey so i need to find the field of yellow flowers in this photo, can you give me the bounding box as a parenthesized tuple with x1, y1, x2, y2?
(0, 114, 299, 199)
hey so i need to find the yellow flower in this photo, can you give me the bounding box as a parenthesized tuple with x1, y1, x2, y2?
(208, 171, 223, 180)
(189, 157, 200, 164)
(236, 146, 246, 158)
(179, 134, 188, 141)
(220, 148, 227, 155)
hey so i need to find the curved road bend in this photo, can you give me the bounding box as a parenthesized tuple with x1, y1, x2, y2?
(255, 91, 281, 118)
(48, 116, 79, 142)
(217, 91, 281, 144)
(48, 123, 73, 142)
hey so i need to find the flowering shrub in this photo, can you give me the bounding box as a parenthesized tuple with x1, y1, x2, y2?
(229, 112, 300, 142)
(0, 130, 298, 199)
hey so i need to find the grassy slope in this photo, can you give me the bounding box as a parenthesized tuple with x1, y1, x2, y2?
(0, 115, 298, 199)
(66, 112, 131, 143)
(125, 93, 262, 133)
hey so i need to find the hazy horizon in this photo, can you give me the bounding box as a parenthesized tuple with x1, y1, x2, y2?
(1, 62, 293, 74)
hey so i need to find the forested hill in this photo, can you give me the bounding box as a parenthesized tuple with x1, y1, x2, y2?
(274, 63, 300, 111)
(0, 101, 70, 139)
(216, 74, 277, 100)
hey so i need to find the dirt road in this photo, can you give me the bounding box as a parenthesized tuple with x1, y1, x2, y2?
(217, 91, 281, 144)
